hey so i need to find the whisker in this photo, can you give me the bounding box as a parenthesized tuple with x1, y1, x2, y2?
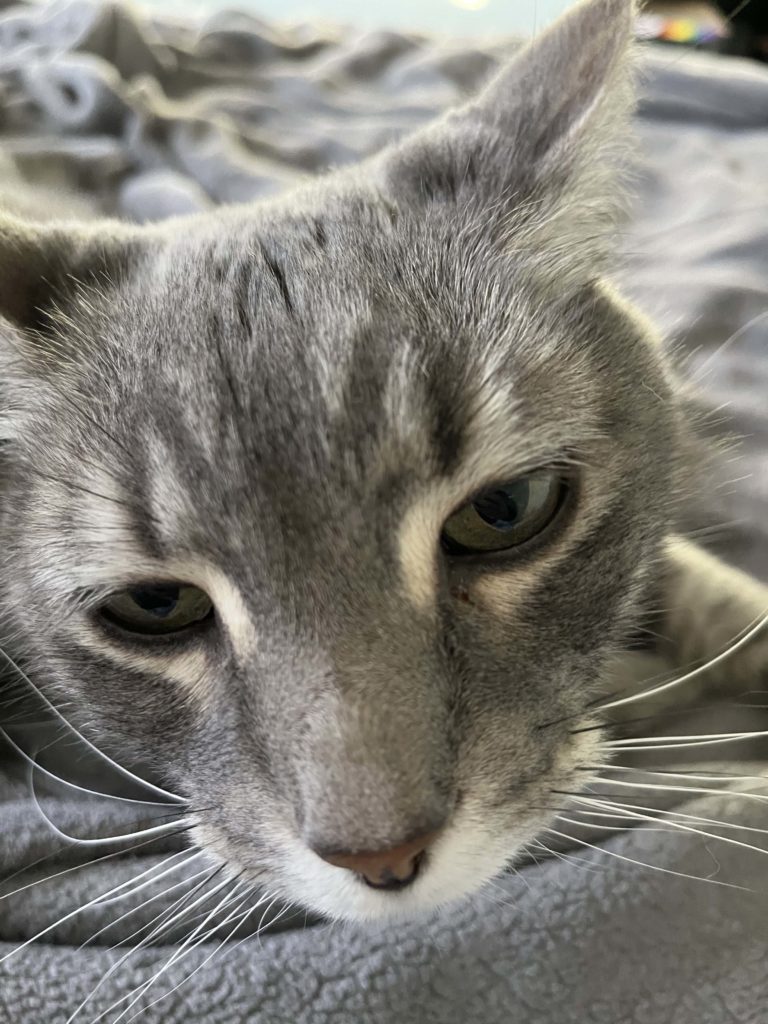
(65, 865, 227, 1024)
(691, 309, 768, 381)
(91, 866, 226, 955)
(556, 779, 768, 805)
(564, 798, 768, 838)
(0, 826, 197, 965)
(0, 726, 180, 809)
(680, 518, 749, 542)
(131, 888, 258, 942)
(597, 610, 768, 713)
(555, 813, 697, 838)
(0, 826, 195, 902)
(91, 850, 203, 908)
(29, 767, 190, 847)
(186, 897, 302, 997)
(481, 879, 522, 912)
(121, 893, 299, 1024)
(127, 890, 295, 1024)
(252, 890, 285, 950)
(255, 895, 294, 939)
(565, 794, 768, 861)
(544, 827, 752, 892)
(77, 864, 212, 951)
(583, 765, 768, 784)
(553, 810, 730, 882)
(566, 700, 766, 735)
(607, 728, 768, 746)
(123, 897, 263, 1024)
(605, 731, 768, 752)
(500, 861, 534, 896)
(527, 837, 605, 875)
(479, 890, 521, 914)
(534, 640, 715, 731)
(97, 878, 252, 1024)
(0, 645, 185, 803)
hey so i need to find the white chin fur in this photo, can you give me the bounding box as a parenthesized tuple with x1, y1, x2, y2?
(279, 810, 541, 923)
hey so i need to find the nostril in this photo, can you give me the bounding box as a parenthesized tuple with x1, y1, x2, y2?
(361, 850, 425, 891)
(313, 827, 442, 891)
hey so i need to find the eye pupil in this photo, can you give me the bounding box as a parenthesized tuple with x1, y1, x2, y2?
(473, 483, 527, 530)
(130, 584, 181, 619)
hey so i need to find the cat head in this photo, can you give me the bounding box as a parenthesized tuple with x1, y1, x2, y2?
(0, 0, 681, 921)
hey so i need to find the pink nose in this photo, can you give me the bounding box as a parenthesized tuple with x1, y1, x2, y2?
(316, 829, 442, 890)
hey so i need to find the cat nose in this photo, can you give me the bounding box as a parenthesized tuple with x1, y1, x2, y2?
(314, 828, 442, 890)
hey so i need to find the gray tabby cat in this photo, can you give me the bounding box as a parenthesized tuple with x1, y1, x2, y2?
(0, 0, 766, 923)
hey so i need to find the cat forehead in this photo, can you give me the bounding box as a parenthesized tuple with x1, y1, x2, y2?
(71, 216, 598, 482)
(144, 199, 503, 334)
(92, 197, 591, 410)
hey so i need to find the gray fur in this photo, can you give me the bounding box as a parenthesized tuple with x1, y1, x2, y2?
(1, 0, 754, 923)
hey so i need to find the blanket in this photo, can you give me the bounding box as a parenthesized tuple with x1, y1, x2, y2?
(1, 2, 768, 1021)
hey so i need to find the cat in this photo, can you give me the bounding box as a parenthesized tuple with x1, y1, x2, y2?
(0, 0, 766, 927)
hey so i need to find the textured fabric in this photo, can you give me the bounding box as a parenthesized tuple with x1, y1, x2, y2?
(1, 2, 768, 1021)
(3, 769, 768, 1024)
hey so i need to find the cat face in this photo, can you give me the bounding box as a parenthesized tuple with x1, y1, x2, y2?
(0, 0, 679, 921)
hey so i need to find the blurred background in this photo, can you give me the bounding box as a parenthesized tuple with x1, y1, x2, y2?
(139, 0, 583, 35)
(135, 0, 577, 35)
(129, 0, 765, 60)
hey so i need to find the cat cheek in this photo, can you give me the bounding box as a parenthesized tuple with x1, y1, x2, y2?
(461, 572, 537, 618)
(77, 626, 215, 709)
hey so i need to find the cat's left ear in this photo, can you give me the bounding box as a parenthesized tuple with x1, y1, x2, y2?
(380, 0, 636, 271)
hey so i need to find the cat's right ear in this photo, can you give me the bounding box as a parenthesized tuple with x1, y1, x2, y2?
(0, 214, 140, 442)
(0, 214, 133, 339)
(379, 0, 636, 277)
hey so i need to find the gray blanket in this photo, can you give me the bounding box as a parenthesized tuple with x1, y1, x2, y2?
(1, 2, 768, 1021)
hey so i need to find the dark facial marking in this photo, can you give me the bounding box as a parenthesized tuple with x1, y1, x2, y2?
(259, 242, 294, 316)
(311, 218, 327, 250)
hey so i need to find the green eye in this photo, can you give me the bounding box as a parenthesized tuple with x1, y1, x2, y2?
(99, 583, 213, 636)
(441, 470, 566, 556)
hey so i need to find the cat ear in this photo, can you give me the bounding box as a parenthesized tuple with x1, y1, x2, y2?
(0, 215, 139, 442)
(381, 0, 636, 271)
(0, 214, 126, 337)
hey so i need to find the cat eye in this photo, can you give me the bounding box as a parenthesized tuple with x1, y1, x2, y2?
(98, 583, 214, 636)
(441, 470, 566, 556)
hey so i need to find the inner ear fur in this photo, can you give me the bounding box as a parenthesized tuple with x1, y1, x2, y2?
(0, 214, 139, 336)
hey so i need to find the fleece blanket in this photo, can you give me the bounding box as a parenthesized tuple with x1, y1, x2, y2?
(1, 2, 768, 1021)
